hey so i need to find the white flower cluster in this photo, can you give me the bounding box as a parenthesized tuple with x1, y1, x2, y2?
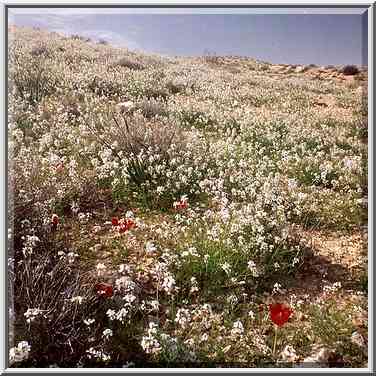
(140, 322, 161, 355)
(86, 347, 111, 362)
(323, 281, 342, 294)
(102, 328, 113, 339)
(9, 341, 31, 364)
(175, 308, 191, 329)
(21, 235, 40, 257)
(24, 308, 46, 323)
(247, 260, 260, 277)
(231, 320, 244, 336)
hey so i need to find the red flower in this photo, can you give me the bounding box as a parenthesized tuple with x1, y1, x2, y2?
(125, 218, 136, 230)
(51, 214, 59, 231)
(111, 217, 119, 226)
(56, 163, 64, 173)
(118, 218, 136, 233)
(173, 198, 188, 210)
(95, 282, 113, 298)
(269, 303, 293, 327)
(51, 214, 59, 225)
(118, 223, 127, 233)
(178, 201, 188, 210)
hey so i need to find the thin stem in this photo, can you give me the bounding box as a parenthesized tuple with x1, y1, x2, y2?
(272, 326, 278, 357)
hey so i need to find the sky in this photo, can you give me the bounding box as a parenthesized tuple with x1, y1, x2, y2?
(8, 8, 368, 66)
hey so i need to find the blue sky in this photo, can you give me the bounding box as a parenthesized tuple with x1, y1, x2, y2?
(9, 8, 368, 66)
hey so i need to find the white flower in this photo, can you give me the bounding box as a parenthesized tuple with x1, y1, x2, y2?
(106, 309, 116, 321)
(190, 276, 199, 294)
(221, 262, 231, 275)
(125, 210, 134, 218)
(119, 264, 132, 274)
(227, 294, 238, 305)
(141, 336, 161, 354)
(67, 252, 79, 264)
(145, 241, 157, 254)
(9, 341, 31, 364)
(92, 225, 102, 233)
(175, 308, 191, 329)
(248, 310, 255, 320)
(78, 212, 87, 223)
(272, 283, 283, 294)
(70, 296, 84, 304)
(24, 308, 44, 323)
(247, 260, 260, 277)
(84, 318, 95, 326)
(161, 275, 176, 294)
(149, 300, 159, 311)
(86, 347, 111, 361)
(115, 276, 137, 293)
(123, 294, 137, 304)
(184, 338, 195, 347)
(102, 328, 113, 339)
(231, 320, 244, 336)
(96, 263, 106, 276)
(116, 307, 130, 323)
(280, 345, 298, 362)
(200, 333, 209, 343)
(122, 361, 135, 368)
(351, 331, 366, 350)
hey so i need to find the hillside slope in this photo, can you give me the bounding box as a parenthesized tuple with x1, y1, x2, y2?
(8, 26, 368, 368)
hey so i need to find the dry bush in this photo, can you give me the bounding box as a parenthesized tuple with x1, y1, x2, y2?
(136, 98, 168, 119)
(115, 56, 145, 70)
(341, 65, 360, 76)
(10, 230, 102, 366)
(30, 45, 49, 57)
(202, 49, 222, 65)
(165, 79, 186, 94)
(203, 55, 222, 65)
(143, 86, 170, 102)
(11, 55, 59, 104)
(90, 112, 184, 159)
(70, 34, 87, 41)
(86, 111, 189, 208)
(88, 76, 125, 98)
